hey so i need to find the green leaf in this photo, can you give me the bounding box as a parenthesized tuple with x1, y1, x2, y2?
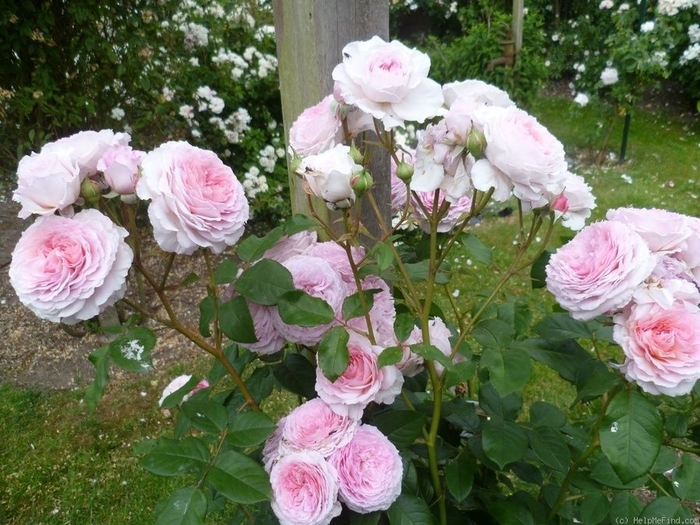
(155, 487, 207, 525)
(530, 250, 551, 289)
(460, 233, 492, 265)
(480, 347, 531, 396)
(206, 450, 271, 504)
(529, 402, 567, 428)
(517, 338, 593, 383)
(342, 289, 379, 320)
(664, 413, 689, 438)
(404, 260, 451, 284)
(350, 511, 381, 525)
(479, 383, 523, 420)
(574, 365, 622, 403)
(488, 501, 535, 525)
(590, 456, 647, 489)
(378, 346, 404, 368)
(317, 326, 350, 381)
(374, 240, 395, 271)
(236, 228, 285, 262)
(443, 360, 477, 389)
(372, 410, 426, 450)
(394, 313, 416, 342)
(277, 290, 335, 326)
(445, 450, 475, 502)
(214, 259, 239, 285)
(218, 296, 257, 344)
(409, 343, 453, 371)
(528, 426, 571, 473)
(198, 296, 215, 337)
(86, 345, 111, 415)
(482, 418, 528, 468)
(160, 375, 201, 410)
(235, 259, 295, 305)
(639, 497, 684, 520)
(283, 214, 319, 235)
(473, 319, 515, 350)
(672, 454, 700, 501)
(599, 390, 663, 483)
(497, 300, 532, 338)
(227, 411, 277, 448)
(181, 395, 228, 434)
(579, 491, 609, 525)
(273, 353, 317, 399)
(534, 313, 591, 342)
(609, 492, 643, 524)
(387, 493, 436, 525)
(140, 437, 210, 477)
(108, 327, 155, 373)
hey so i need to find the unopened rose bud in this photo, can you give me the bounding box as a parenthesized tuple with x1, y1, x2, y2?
(349, 142, 364, 164)
(80, 178, 102, 205)
(351, 169, 373, 197)
(466, 126, 487, 159)
(551, 194, 569, 213)
(396, 161, 414, 183)
(290, 154, 303, 175)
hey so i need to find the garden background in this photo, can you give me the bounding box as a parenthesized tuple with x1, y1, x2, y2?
(1, 0, 700, 524)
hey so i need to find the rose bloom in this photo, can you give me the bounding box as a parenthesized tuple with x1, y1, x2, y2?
(9, 209, 133, 324)
(296, 144, 361, 209)
(410, 189, 473, 233)
(270, 255, 347, 346)
(472, 105, 568, 209)
(136, 141, 249, 255)
(279, 398, 360, 457)
(346, 274, 397, 347)
(270, 451, 342, 525)
(442, 79, 513, 110)
(315, 331, 403, 419)
(632, 256, 700, 309)
(550, 172, 596, 231)
(329, 424, 403, 513)
(305, 240, 366, 287)
(261, 231, 318, 264)
(97, 144, 145, 195)
(408, 317, 461, 376)
(238, 301, 286, 355)
(289, 95, 342, 157)
(42, 129, 130, 178)
(600, 67, 619, 86)
(546, 221, 656, 320)
(332, 36, 444, 129)
(606, 207, 692, 255)
(158, 374, 210, 416)
(263, 416, 286, 473)
(13, 150, 82, 218)
(614, 300, 700, 396)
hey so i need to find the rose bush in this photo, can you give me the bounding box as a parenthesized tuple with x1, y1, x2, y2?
(7, 34, 700, 525)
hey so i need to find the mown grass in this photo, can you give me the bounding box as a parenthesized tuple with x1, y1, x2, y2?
(1, 88, 698, 524)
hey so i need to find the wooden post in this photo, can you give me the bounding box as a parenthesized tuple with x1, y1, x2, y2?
(272, 0, 391, 242)
(512, 0, 524, 56)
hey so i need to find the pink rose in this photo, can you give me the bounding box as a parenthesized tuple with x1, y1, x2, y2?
(279, 398, 360, 457)
(289, 95, 342, 157)
(305, 241, 366, 287)
(97, 144, 145, 194)
(270, 255, 347, 346)
(238, 302, 286, 355)
(9, 209, 133, 324)
(296, 144, 362, 209)
(472, 106, 568, 208)
(546, 221, 656, 320)
(615, 301, 700, 396)
(158, 374, 210, 416)
(42, 129, 130, 178)
(261, 231, 318, 263)
(315, 332, 403, 419)
(136, 141, 249, 254)
(346, 275, 397, 346)
(329, 424, 403, 513)
(409, 190, 472, 233)
(270, 451, 342, 525)
(442, 79, 514, 110)
(551, 172, 596, 231)
(332, 36, 444, 129)
(13, 150, 81, 218)
(408, 317, 460, 376)
(632, 256, 700, 309)
(263, 416, 287, 473)
(606, 207, 692, 255)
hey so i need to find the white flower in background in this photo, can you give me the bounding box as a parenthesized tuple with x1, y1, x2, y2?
(189, 57, 199, 67)
(652, 51, 669, 68)
(574, 93, 590, 107)
(657, 0, 697, 16)
(162, 86, 175, 101)
(208, 96, 225, 114)
(551, 33, 560, 42)
(181, 21, 209, 49)
(178, 104, 195, 123)
(618, 3, 630, 11)
(600, 67, 619, 86)
(259, 145, 278, 173)
(243, 166, 269, 199)
(680, 43, 700, 65)
(640, 21, 655, 33)
(689, 24, 700, 44)
(599, 0, 614, 8)
(191, 128, 202, 139)
(111, 107, 125, 121)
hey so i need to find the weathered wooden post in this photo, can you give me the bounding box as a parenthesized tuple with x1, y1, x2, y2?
(272, 0, 391, 242)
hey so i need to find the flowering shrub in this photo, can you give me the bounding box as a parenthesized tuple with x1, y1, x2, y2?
(8, 34, 700, 525)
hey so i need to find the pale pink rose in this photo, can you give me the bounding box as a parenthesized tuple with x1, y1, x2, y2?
(305, 241, 366, 287)
(473, 105, 568, 208)
(632, 256, 700, 309)
(263, 416, 287, 473)
(97, 144, 145, 194)
(9, 209, 133, 324)
(606, 207, 692, 255)
(13, 150, 82, 218)
(270, 451, 342, 525)
(158, 374, 210, 416)
(296, 144, 362, 209)
(279, 398, 360, 457)
(408, 317, 460, 376)
(289, 95, 342, 157)
(42, 129, 130, 178)
(442, 79, 514, 110)
(136, 141, 249, 254)
(315, 332, 403, 419)
(410, 190, 473, 233)
(261, 231, 318, 263)
(396, 342, 425, 377)
(332, 36, 444, 129)
(329, 425, 403, 513)
(270, 255, 347, 346)
(238, 302, 286, 355)
(551, 172, 596, 231)
(614, 301, 700, 396)
(546, 221, 656, 320)
(346, 275, 397, 347)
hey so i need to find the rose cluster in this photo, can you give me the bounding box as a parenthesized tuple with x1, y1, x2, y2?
(262, 398, 403, 525)
(288, 36, 596, 231)
(546, 207, 700, 396)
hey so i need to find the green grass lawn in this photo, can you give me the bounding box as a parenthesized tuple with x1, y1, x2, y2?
(1, 88, 698, 524)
